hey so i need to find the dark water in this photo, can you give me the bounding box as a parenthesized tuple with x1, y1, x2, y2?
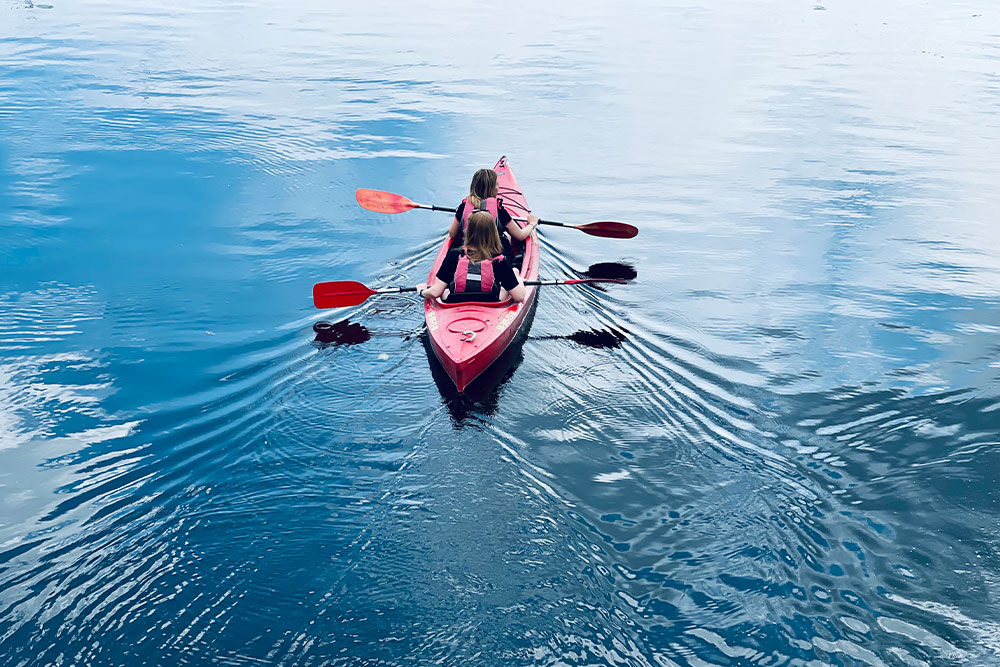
(2, 1, 999, 665)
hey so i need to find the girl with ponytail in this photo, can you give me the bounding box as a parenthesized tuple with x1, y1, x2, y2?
(448, 168, 539, 257)
(417, 211, 526, 304)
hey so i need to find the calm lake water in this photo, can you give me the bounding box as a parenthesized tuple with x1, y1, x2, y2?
(2, 1, 999, 665)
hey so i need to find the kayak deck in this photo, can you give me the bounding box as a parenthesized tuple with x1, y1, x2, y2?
(424, 156, 540, 392)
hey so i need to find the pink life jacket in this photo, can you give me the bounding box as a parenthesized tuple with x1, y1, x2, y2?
(461, 196, 500, 236)
(453, 253, 504, 294)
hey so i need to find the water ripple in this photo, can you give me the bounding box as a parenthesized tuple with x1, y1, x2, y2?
(3, 0, 999, 664)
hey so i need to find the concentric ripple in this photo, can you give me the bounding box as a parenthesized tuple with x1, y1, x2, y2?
(2, 0, 999, 665)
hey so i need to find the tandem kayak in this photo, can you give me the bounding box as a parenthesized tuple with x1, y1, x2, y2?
(424, 156, 540, 392)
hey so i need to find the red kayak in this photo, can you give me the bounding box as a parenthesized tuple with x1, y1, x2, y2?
(424, 156, 540, 391)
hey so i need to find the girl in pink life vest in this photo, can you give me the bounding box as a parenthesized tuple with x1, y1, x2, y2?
(448, 168, 539, 253)
(418, 211, 527, 304)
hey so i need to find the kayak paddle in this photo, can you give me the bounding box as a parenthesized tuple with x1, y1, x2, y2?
(313, 278, 627, 309)
(355, 188, 638, 239)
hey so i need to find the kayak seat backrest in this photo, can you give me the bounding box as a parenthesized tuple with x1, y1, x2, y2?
(442, 291, 506, 304)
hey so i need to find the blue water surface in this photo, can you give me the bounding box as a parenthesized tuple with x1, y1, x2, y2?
(2, 1, 998, 665)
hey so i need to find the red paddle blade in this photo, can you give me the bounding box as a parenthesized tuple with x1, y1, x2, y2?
(355, 189, 419, 214)
(313, 281, 377, 308)
(574, 221, 638, 239)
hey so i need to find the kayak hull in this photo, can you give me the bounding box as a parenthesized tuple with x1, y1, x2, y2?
(424, 156, 539, 392)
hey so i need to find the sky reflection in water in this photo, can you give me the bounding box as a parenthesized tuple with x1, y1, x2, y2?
(1, 1, 998, 665)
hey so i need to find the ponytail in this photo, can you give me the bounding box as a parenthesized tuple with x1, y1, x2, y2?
(467, 168, 498, 210)
(464, 211, 503, 262)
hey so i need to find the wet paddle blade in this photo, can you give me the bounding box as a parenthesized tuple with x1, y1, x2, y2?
(355, 189, 419, 214)
(573, 221, 639, 239)
(313, 281, 378, 308)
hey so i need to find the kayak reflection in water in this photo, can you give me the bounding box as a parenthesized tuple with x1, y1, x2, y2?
(417, 212, 528, 304)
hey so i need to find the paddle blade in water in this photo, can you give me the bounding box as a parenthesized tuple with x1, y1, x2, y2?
(355, 189, 418, 214)
(313, 281, 377, 308)
(574, 221, 639, 239)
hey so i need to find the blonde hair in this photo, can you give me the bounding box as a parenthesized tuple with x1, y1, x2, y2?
(467, 168, 498, 209)
(464, 211, 503, 262)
